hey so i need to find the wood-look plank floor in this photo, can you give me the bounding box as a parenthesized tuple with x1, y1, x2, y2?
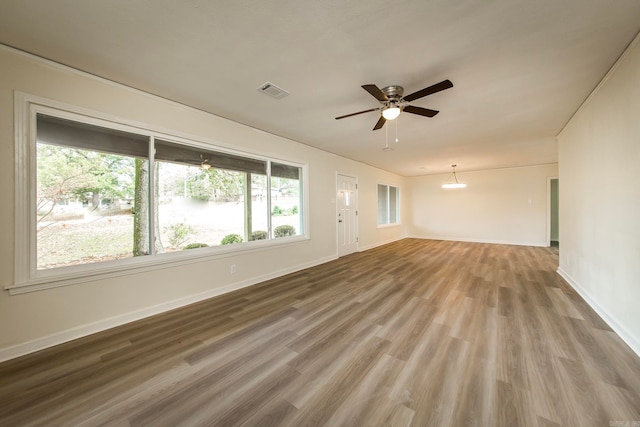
(1, 239, 640, 426)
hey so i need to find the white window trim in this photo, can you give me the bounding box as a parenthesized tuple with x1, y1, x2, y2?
(9, 92, 309, 295)
(376, 183, 401, 227)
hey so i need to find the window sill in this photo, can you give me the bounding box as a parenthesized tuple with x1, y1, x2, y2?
(377, 223, 401, 229)
(5, 235, 309, 295)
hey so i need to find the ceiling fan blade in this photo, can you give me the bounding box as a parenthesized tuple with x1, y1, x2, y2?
(402, 79, 453, 102)
(403, 105, 440, 117)
(362, 84, 389, 102)
(373, 115, 386, 130)
(335, 107, 379, 120)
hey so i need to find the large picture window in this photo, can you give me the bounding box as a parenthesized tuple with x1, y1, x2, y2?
(12, 99, 306, 292)
(377, 184, 400, 225)
(36, 115, 149, 269)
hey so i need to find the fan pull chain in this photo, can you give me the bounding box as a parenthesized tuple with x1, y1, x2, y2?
(395, 116, 399, 143)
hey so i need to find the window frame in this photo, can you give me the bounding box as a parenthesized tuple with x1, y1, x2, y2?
(9, 93, 309, 295)
(377, 183, 401, 227)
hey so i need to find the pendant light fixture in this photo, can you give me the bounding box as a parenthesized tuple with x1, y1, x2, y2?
(442, 164, 466, 189)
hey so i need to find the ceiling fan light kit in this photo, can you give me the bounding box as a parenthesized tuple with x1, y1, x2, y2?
(382, 106, 401, 120)
(335, 79, 453, 130)
(442, 164, 466, 189)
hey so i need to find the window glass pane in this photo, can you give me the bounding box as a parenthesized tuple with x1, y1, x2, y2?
(271, 162, 301, 238)
(249, 173, 269, 241)
(156, 151, 248, 250)
(389, 186, 399, 223)
(36, 134, 147, 269)
(377, 184, 388, 225)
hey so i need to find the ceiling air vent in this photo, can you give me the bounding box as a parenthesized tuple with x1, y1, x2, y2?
(258, 82, 289, 99)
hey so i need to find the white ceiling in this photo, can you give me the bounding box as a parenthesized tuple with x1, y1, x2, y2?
(2, 0, 640, 176)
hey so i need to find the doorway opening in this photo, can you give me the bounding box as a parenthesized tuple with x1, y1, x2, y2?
(548, 177, 559, 248)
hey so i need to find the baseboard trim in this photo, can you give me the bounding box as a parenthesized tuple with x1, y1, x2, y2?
(557, 267, 640, 358)
(358, 236, 406, 252)
(0, 254, 337, 363)
(408, 234, 548, 247)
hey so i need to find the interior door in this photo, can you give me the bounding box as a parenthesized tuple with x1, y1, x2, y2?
(337, 174, 358, 257)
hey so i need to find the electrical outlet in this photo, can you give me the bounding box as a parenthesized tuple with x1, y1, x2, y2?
(230, 264, 237, 274)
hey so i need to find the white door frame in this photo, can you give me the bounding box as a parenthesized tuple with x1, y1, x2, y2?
(336, 173, 359, 257)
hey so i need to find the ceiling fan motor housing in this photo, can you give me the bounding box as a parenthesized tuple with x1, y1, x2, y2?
(382, 85, 404, 101)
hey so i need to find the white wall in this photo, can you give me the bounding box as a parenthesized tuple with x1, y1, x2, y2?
(407, 164, 558, 246)
(557, 34, 640, 355)
(0, 47, 406, 360)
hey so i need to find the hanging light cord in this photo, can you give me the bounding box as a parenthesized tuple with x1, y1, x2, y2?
(442, 164, 467, 188)
(447, 164, 460, 183)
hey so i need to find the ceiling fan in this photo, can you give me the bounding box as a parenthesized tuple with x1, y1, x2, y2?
(335, 79, 453, 130)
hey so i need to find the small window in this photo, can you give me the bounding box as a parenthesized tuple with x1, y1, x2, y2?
(377, 184, 400, 225)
